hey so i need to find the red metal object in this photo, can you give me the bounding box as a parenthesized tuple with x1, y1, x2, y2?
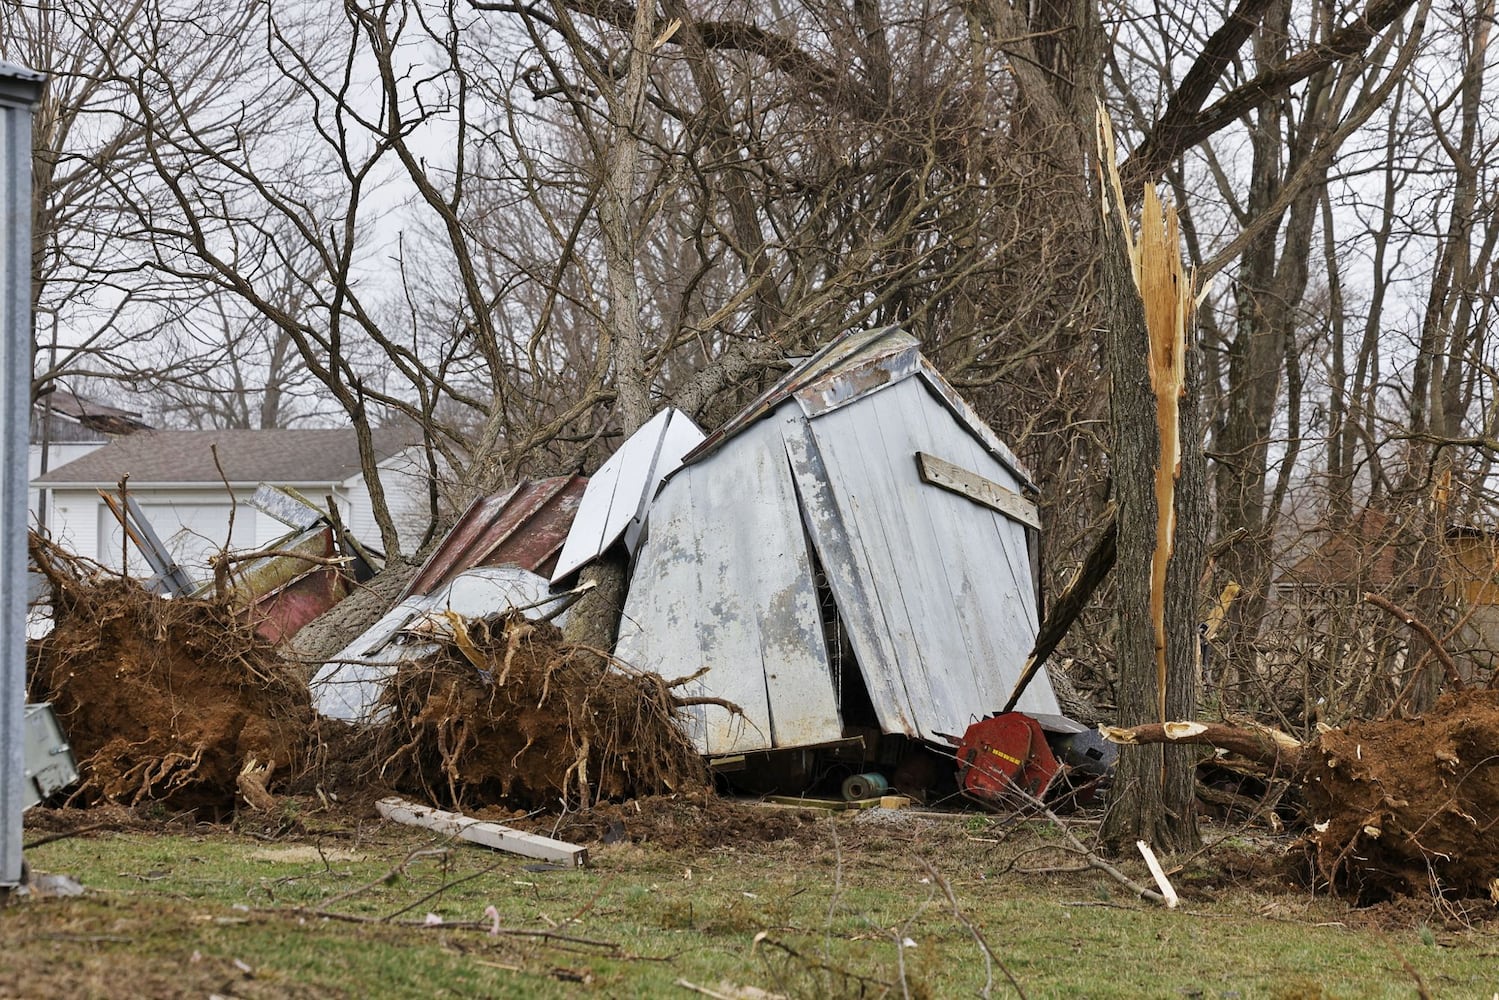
(956, 712, 1060, 804)
(401, 475, 587, 599)
(239, 526, 351, 644)
(249, 564, 348, 644)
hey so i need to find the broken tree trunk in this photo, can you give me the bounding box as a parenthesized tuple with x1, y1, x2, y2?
(560, 549, 630, 660)
(1095, 108, 1206, 855)
(1102, 688, 1499, 901)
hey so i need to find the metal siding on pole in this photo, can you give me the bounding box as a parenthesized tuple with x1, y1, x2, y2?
(1, 61, 44, 890)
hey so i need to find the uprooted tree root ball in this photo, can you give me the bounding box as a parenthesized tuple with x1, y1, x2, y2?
(1108, 690, 1499, 902)
(28, 537, 313, 813)
(1301, 689, 1499, 902)
(375, 612, 709, 811)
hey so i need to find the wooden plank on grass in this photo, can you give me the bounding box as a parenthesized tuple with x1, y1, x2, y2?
(377, 797, 588, 867)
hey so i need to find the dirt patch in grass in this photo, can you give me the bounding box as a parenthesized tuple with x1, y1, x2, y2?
(537, 792, 820, 850)
(375, 613, 707, 812)
(1300, 688, 1499, 901)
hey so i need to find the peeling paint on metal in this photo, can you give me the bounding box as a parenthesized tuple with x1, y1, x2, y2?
(615, 415, 840, 755)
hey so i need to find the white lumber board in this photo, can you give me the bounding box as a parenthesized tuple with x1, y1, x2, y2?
(376, 797, 588, 867)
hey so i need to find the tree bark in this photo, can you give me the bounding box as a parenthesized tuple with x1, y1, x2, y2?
(1097, 170, 1205, 854)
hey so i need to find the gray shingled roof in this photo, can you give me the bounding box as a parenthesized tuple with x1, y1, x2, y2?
(33, 428, 417, 487)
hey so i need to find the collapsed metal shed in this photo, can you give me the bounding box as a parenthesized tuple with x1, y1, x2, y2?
(615, 327, 1063, 756)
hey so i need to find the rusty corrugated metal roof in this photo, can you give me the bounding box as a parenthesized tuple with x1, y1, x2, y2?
(401, 475, 587, 598)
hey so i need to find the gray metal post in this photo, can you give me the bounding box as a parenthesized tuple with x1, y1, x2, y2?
(1, 60, 46, 890)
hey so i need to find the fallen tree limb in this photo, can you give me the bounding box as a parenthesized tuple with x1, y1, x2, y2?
(1099, 720, 1305, 770)
(1002, 508, 1116, 712)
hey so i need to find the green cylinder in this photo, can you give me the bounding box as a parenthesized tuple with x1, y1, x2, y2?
(841, 772, 889, 801)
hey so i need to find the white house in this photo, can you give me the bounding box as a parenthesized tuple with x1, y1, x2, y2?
(32, 427, 429, 583)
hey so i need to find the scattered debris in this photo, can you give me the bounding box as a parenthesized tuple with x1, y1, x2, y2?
(377, 796, 587, 867)
(401, 475, 587, 598)
(286, 557, 421, 665)
(763, 796, 886, 811)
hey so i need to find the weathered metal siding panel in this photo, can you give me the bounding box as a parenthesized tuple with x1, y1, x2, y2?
(403, 476, 585, 598)
(616, 415, 839, 754)
(799, 378, 1058, 740)
(782, 413, 919, 738)
(624, 409, 707, 554)
(552, 409, 704, 583)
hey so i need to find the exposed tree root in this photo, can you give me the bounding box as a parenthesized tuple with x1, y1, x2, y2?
(374, 611, 715, 811)
(28, 533, 312, 812)
(1103, 690, 1499, 901)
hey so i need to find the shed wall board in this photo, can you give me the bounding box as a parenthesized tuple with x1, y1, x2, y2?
(798, 377, 1057, 738)
(781, 412, 918, 737)
(616, 413, 839, 754)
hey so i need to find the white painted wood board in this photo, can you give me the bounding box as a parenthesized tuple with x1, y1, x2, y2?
(377, 797, 587, 866)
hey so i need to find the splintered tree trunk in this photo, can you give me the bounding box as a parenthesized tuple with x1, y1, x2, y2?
(1096, 146, 1206, 854)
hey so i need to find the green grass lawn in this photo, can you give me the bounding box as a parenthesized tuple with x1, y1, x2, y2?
(5, 803, 1495, 999)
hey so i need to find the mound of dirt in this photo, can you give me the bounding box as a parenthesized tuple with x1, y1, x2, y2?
(29, 542, 312, 813)
(376, 612, 707, 811)
(1302, 689, 1499, 901)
